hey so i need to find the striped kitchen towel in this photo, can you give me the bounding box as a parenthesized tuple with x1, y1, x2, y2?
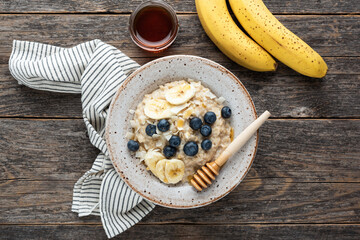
(9, 39, 155, 238)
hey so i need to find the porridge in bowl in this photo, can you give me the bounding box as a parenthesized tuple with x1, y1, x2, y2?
(126, 79, 233, 185)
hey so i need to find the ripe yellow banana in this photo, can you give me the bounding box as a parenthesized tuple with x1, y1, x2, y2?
(195, 0, 277, 72)
(229, 0, 328, 78)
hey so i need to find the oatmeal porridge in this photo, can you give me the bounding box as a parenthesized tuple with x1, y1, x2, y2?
(126, 79, 233, 184)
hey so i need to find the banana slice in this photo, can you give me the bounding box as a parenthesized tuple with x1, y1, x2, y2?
(155, 159, 168, 183)
(144, 150, 165, 177)
(144, 99, 174, 120)
(165, 159, 185, 184)
(165, 83, 196, 105)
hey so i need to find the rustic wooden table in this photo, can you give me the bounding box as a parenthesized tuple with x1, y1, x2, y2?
(1, 0, 359, 239)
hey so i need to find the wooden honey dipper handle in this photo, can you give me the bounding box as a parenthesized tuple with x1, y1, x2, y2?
(215, 110, 271, 167)
(190, 111, 271, 191)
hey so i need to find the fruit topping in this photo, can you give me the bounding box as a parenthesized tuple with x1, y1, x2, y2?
(144, 150, 165, 176)
(176, 118, 185, 129)
(127, 140, 140, 151)
(145, 124, 157, 136)
(155, 159, 167, 183)
(204, 111, 216, 125)
(163, 145, 177, 158)
(221, 106, 232, 118)
(156, 159, 185, 184)
(189, 117, 203, 130)
(165, 83, 196, 105)
(201, 139, 212, 150)
(157, 119, 170, 132)
(165, 159, 185, 184)
(200, 125, 212, 137)
(169, 135, 181, 147)
(183, 141, 199, 156)
(144, 99, 173, 119)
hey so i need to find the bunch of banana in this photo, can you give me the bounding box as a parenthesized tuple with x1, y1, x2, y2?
(144, 150, 185, 184)
(195, 0, 276, 72)
(144, 82, 195, 119)
(195, 0, 327, 78)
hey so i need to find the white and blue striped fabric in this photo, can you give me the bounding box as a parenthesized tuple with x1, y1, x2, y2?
(9, 39, 155, 238)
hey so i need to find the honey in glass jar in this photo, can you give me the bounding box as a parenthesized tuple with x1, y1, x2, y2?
(129, 1, 179, 52)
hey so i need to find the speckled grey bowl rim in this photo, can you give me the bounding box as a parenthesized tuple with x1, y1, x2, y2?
(105, 55, 258, 209)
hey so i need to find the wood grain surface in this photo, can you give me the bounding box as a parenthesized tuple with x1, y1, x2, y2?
(1, 15, 359, 59)
(1, 119, 359, 226)
(1, 0, 359, 14)
(1, 224, 360, 240)
(0, 0, 359, 239)
(0, 15, 359, 118)
(2, 62, 359, 118)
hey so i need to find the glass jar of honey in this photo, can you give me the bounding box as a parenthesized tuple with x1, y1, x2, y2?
(129, 0, 179, 52)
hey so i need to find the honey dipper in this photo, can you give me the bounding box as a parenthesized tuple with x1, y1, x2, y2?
(190, 110, 271, 191)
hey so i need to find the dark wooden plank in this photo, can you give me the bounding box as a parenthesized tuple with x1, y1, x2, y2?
(1, 15, 359, 118)
(0, 119, 98, 181)
(1, 119, 358, 182)
(1, 60, 359, 118)
(249, 74, 360, 118)
(216, 56, 360, 76)
(0, 65, 83, 118)
(1, 0, 359, 14)
(1, 224, 360, 240)
(0, 15, 359, 117)
(2, 179, 359, 224)
(1, 15, 358, 61)
(1, 119, 359, 224)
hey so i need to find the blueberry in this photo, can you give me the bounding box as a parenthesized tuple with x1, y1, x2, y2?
(201, 139, 212, 150)
(204, 112, 217, 125)
(169, 135, 181, 147)
(157, 119, 170, 132)
(183, 141, 199, 156)
(221, 106, 232, 118)
(163, 145, 177, 158)
(127, 140, 139, 151)
(190, 117, 202, 130)
(200, 125, 212, 137)
(145, 124, 157, 136)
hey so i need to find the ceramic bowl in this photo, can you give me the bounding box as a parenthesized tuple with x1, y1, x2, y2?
(106, 55, 258, 209)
